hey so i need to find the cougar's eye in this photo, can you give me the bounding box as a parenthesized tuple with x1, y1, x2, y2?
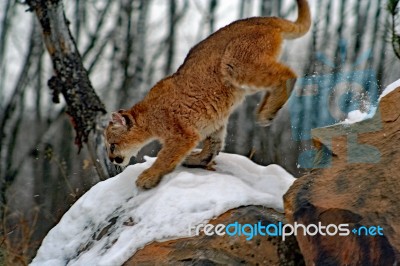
(110, 143, 116, 153)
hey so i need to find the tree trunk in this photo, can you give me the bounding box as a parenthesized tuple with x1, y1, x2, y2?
(26, 0, 106, 150)
(25, 0, 109, 181)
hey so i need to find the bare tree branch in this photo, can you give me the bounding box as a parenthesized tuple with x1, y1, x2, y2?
(81, 0, 113, 61)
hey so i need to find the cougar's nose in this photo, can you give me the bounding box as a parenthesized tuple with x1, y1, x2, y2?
(114, 156, 124, 164)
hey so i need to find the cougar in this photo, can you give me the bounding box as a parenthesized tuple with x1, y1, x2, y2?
(105, 0, 311, 189)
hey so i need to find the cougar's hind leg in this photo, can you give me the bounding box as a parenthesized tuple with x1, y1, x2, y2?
(221, 33, 297, 126)
(183, 126, 226, 169)
(256, 76, 296, 126)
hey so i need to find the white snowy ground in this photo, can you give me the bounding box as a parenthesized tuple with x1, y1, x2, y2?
(31, 153, 295, 266)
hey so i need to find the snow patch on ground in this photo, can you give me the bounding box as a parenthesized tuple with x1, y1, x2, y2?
(31, 153, 295, 266)
(341, 109, 373, 125)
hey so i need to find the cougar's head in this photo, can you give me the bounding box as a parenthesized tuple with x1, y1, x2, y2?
(104, 109, 149, 167)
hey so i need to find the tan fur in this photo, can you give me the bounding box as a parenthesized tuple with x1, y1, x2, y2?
(105, 0, 311, 189)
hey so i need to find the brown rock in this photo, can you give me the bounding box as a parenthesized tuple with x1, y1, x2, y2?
(124, 206, 304, 265)
(284, 86, 400, 265)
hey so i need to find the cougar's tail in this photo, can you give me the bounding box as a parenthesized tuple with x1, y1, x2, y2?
(280, 0, 311, 39)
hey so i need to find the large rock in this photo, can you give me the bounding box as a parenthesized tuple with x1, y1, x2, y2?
(284, 86, 400, 265)
(125, 206, 304, 265)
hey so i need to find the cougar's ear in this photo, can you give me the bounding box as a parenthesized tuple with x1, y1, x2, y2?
(111, 111, 135, 129)
(121, 112, 134, 129)
(111, 112, 127, 126)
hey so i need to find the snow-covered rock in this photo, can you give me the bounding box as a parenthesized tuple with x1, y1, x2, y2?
(342, 78, 400, 125)
(31, 153, 295, 266)
(379, 78, 400, 100)
(285, 80, 400, 265)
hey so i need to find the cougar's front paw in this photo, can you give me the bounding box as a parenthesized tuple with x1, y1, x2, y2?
(183, 151, 204, 167)
(136, 169, 162, 189)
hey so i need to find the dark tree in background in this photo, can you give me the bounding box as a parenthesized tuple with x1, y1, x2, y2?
(0, 0, 399, 264)
(388, 0, 400, 59)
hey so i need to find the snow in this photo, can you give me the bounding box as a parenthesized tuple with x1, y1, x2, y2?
(379, 78, 400, 100)
(31, 153, 295, 266)
(341, 110, 372, 125)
